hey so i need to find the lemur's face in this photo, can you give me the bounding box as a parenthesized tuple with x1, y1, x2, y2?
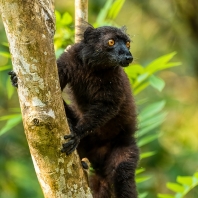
(83, 26, 133, 68)
(101, 34, 133, 67)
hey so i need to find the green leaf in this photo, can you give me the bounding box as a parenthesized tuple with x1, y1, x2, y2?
(1, 42, 9, 47)
(138, 120, 165, 137)
(149, 75, 165, 92)
(138, 192, 148, 198)
(62, 12, 73, 25)
(193, 172, 198, 179)
(107, 0, 125, 19)
(0, 65, 11, 71)
(158, 194, 174, 198)
(136, 176, 150, 183)
(177, 176, 193, 186)
(0, 116, 22, 136)
(140, 112, 167, 130)
(133, 73, 149, 88)
(193, 172, 198, 181)
(131, 52, 181, 94)
(96, 0, 114, 25)
(136, 98, 148, 106)
(6, 77, 14, 99)
(139, 100, 166, 122)
(157, 62, 181, 70)
(134, 81, 150, 95)
(137, 134, 159, 147)
(125, 64, 145, 79)
(167, 182, 184, 193)
(159, 172, 198, 198)
(145, 52, 178, 73)
(0, 51, 11, 58)
(136, 167, 145, 175)
(0, 114, 21, 121)
(140, 151, 156, 159)
(55, 10, 61, 23)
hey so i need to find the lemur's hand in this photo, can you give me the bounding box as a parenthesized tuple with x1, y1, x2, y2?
(8, 71, 18, 88)
(61, 133, 80, 155)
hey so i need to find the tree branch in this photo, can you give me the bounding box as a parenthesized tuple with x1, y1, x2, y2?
(0, 0, 92, 197)
(75, 0, 88, 42)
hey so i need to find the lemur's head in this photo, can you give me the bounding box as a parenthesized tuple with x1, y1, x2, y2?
(81, 26, 133, 69)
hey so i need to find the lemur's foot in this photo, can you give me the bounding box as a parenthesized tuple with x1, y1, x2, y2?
(8, 71, 18, 87)
(81, 158, 90, 170)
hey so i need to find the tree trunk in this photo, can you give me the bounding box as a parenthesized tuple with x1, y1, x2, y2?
(0, 0, 92, 197)
(75, 0, 88, 43)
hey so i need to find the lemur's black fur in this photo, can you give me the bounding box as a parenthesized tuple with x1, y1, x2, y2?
(9, 25, 139, 198)
(58, 25, 139, 198)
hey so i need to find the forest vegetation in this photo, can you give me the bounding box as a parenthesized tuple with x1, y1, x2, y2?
(0, 0, 198, 197)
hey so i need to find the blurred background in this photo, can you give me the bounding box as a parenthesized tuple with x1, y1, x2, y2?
(0, 0, 197, 197)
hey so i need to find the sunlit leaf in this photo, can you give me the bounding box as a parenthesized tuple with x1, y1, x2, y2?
(133, 73, 149, 88)
(145, 52, 178, 73)
(107, 0, 125, 19)
(157, 62, 181, 70)
(140, 151, 156, 159)
(62, 12, 73, 25)
(193, 172, 198, 179)
(0, 114, 21, 121)
(0, 51, 11, 58)
(136, 167, 145, 175)
(177, 176, 193, 186)
(159, 172, 198, 197)
(166, 183, 184, 193)
(134, 82, 149, 95)
(1, 42, 9, 47)
(96, 0, 113, 25)
(55, 10, 61, 23)
(149, 75, 165, 92)
(125, 64, 145, 79)
(158, 194, 174, 198)
(0, 65, 11, 71)
(136, 176, 150, 183)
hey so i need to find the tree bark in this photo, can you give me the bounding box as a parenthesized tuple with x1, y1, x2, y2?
(0, 0, 92, 197)
(75, 0, 88, 43)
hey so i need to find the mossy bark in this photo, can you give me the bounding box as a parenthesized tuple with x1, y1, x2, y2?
(0, 0, 92, 197)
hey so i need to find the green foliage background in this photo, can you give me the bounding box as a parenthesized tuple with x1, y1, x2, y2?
(0, 0, 198, 197)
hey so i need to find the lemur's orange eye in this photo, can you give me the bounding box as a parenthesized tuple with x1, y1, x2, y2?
(108, 39, 115, 46)
(126, 41, 130, 48)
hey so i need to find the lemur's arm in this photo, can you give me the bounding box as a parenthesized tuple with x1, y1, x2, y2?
(57, 52, 71, 91)
(62, 97, 122, 155)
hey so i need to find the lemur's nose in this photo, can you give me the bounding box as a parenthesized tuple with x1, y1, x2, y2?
(125, 55, 133, 63)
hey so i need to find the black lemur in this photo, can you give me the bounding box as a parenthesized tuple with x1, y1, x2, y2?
(9, 25, 139, 198)
(58, 25, 139, 198)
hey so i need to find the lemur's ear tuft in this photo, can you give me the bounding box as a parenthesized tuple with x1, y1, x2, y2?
(75, 21, 94, 43)
(120, 25, 127, 33)
(83, 26, 95, 43)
